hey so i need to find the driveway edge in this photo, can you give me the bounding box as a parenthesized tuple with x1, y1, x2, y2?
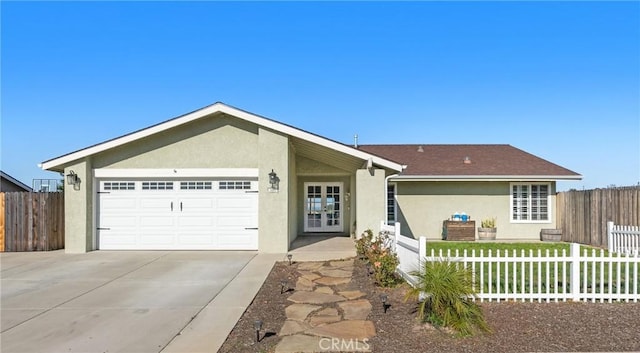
(162, 253, 286, 353)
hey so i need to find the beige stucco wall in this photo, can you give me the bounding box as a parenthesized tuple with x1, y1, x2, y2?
(355, 169, 386, 237)
(64, 161, 94, 253)
(288, 143, 298, 246)
(257, 127, 290, 253)
(93, 114, 259, 169)
(395, 181, 557, 240)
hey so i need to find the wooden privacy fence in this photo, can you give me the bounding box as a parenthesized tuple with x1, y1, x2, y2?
(556, 187, 640, 248)
(0, 192, 65, 252)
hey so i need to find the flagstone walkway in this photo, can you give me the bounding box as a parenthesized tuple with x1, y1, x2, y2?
(275, 259, 375, 353)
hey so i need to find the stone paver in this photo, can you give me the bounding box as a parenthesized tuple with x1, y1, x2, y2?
(314, 276, 351, 286)
(314, 286, 334, 294)
(307, 320, 376, 340)
(338, 290, 366, 300)
(338, 299, 372, 320)
(296, 277, 315, 291)
(279, 320, 312, 336)
(285, 304, 321, 321)
(317, 268, 353, 278)
(276, 335, 324, 353)
(275, 259, 374, 353)
(288, 291, 346, 305)
(299, 271, 321, 281)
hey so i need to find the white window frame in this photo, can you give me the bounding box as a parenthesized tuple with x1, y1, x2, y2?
(510, 182, 552, 223)
(387, 183, 397, 224)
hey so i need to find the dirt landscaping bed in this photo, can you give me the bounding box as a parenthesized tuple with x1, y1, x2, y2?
(219, 258, 640, 353)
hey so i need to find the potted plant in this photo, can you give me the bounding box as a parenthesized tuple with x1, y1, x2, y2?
(478, 218, 497, 240)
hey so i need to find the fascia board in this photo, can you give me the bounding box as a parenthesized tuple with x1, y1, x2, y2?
(391, 175, 583, 182)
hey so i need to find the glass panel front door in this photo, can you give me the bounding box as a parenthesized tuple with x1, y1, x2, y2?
(304, 182, 343, 232)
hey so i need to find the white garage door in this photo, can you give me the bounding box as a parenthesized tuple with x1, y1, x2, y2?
(98, 179, 258, 250)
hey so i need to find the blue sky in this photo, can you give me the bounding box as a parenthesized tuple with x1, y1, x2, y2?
(2, 1, 639, 191)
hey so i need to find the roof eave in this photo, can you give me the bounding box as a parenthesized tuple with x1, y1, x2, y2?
(390, 174, 583, 182)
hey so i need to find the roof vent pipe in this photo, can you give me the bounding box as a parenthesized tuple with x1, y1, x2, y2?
(354, 134, 358, 148)
(417, 145, 424, 152)
(463, 156, 471, 164)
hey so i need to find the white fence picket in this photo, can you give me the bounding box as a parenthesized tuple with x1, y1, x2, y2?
(608, 221, 640, 255)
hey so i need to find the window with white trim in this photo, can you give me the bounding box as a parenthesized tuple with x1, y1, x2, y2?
(511, 183, 550, 222)
(387, 184, 396, 224)
(103, 182, 135, 191)
(142, 181, 174, 190)
(180, 181, 212, 190)
(219, 181, 252, 190)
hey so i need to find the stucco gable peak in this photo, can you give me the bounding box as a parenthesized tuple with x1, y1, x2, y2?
(41, 102, 403, 172)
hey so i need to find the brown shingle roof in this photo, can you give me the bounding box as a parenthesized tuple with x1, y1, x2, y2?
(358, 144, 581, 178)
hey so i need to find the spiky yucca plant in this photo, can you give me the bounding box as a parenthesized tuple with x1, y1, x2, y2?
(405, 259, 491, 336)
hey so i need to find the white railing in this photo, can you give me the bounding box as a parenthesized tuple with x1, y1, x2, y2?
(382, 221, 640, 303)
(608, 221, 640, 256)
(381, 221, 426, 286)
(425, 243, 639, 303)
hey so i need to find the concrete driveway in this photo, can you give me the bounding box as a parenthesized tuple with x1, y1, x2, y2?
(0, 250, 261, 353)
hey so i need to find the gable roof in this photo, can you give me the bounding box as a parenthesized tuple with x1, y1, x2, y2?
(1, 171, 33, 192)
(40, 102, 403, 172)
(358, 144, 581, 180)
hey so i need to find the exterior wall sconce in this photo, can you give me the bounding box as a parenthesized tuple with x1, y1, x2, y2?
(268, 169, 279, 192)
(66, 170, 81, 190)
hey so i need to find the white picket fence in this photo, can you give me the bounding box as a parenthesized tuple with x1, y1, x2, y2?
(383, 221, 640, 303)
(381, 221, 426, 286)
(608, 221, 640, 256)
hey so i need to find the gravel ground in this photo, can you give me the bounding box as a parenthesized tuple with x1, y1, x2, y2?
(219, 259, 640, 353)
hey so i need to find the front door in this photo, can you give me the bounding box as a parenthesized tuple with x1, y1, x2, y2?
(304, 182, 343, 232)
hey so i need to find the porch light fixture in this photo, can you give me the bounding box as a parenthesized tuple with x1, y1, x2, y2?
(380, 293, 389, 313)
(268, 169, 279, 192)
(287, 253, 293, 266)
(66, 170, 81, 190)
(253, 319, 263, 343)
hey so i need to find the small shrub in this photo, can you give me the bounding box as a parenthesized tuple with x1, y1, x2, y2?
(481, 217, 496, 228)
(355, 229, 374, 258)
(355, 229, 402, 287)
(405, 259, 491, 336)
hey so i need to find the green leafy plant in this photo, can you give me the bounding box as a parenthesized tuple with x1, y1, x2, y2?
(405, 259, 491, 336)
(355, 229, 374, 258)
(481, 217, 496, 228)
(355, 229, 402, 287)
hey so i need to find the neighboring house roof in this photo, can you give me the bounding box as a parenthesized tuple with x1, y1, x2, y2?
(40, 102, 404, 172)
(358, 144, 582, 180)
(0, 171, 33, 192)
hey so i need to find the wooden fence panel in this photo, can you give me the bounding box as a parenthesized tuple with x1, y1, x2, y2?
(2, 192, 64, 252)
(557, 187, 640, 248)
(0, 193, 4, 251)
